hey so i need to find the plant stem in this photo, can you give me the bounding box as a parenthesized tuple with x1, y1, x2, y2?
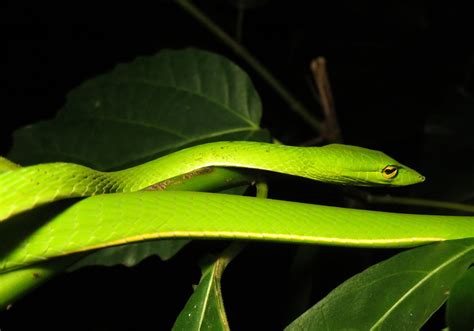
(217, 241, 247, 272)
(174, 0, 322, 132)
(310, 57, 343, 143)
(256, 180, 269, 199)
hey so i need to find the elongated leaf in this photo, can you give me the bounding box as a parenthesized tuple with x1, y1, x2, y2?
(446, 267, 474, 331)
(172, 258, 229, 330)
(8, 48, 269, 268)
(285, 238, 474, 330)
(172, 249, 239, 331)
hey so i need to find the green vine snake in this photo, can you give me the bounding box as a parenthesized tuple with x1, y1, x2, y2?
(0, 141, 473, 275)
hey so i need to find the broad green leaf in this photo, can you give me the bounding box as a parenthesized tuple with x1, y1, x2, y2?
(285, 238, 474, 331)
(446, 267, 474, 331)
(8, 48, 269, 268)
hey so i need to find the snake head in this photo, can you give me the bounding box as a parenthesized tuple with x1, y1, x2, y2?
(377, 163, 425, 186)
(319, 144, 425, 187)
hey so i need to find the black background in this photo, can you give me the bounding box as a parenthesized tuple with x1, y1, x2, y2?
(2, 1, 473, 330)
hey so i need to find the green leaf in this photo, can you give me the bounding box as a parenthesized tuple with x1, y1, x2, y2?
(8, 48, 269, 268)
(285, 238, 474, 331)
(172, 256, 229, 331)
(172, 243, 244, 331)
(446, 267, 474, 331)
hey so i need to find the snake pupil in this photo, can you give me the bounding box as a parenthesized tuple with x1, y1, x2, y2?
(382, 165, 398, 179)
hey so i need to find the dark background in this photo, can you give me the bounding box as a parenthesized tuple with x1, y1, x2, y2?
(2, 1, 473, 330)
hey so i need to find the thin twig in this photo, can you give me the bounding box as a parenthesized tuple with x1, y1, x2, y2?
(310, 57, 343, 143)
(175, 0, 322, 132)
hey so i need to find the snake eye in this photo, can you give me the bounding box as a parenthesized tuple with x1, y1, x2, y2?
(382, 165, 398, 179)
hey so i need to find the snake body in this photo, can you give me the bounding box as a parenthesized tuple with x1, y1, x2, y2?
(0, 141, 472, 275)
(0, 141, 424, 221)
(1, 191, 473, 273)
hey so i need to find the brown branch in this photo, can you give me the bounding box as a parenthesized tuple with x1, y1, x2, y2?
(310, 57, 343, 143)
